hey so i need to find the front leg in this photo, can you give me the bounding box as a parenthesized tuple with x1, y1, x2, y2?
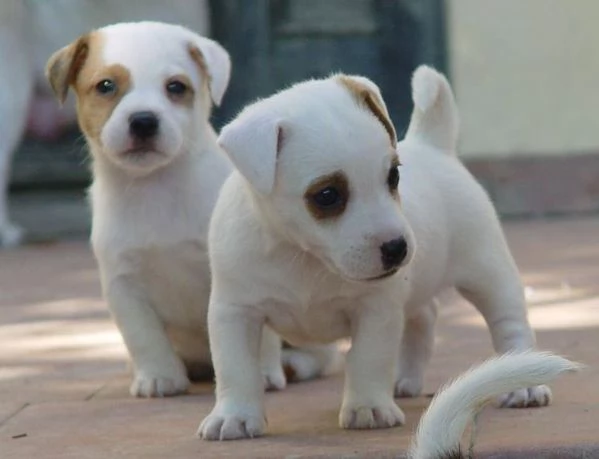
(198, 301, 266, 441)
(106, 278, 189, 397)
(340, 296, 405, 430)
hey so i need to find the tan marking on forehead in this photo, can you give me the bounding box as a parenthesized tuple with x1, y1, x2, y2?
(73, 32, 131, 145)
(304, 171, 349, 221)
(336, 75, 397, 146)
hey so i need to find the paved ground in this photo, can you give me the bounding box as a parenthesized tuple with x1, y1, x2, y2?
(1, 217, 598, 458)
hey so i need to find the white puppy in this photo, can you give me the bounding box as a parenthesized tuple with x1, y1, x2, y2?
(410, 351, 581, 459)
(0, 0, 211, 248)
(199, 66, 550, 440)
(45, 21, 316, 397)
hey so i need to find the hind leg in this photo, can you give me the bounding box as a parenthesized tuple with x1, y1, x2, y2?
(457, 245, 550, 408)
(282, 342, 344, 382)
(395, 299, 438, 398)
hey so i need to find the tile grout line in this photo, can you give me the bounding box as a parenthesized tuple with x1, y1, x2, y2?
(0, 403, 30, 429)
(85, 382, 108, 401)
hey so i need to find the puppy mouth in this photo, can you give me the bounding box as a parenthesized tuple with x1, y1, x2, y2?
(363, 268, 399, 282)
(120, 144, 164, 159)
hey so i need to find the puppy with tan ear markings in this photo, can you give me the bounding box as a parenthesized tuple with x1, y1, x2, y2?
(44, 21, 312, 398)
(199, 67, 550, 440)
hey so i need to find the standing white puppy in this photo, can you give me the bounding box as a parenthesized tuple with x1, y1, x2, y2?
(45, 22, 297, 397)
(199, 67, 549, 440)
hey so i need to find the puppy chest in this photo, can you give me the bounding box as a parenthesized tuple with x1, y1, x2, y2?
(124, 242, 211, 328)
(265, 303, 351, 345)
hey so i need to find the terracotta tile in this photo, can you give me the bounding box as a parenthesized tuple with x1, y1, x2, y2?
(0, 218, 598, 457)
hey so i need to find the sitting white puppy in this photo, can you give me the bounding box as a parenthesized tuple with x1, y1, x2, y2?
(44, 21, 317, 397)
(198, 66, 549, 440)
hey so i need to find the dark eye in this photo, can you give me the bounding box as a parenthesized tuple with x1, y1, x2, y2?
(95, 79, 116, 95)
(166, 80, 188, 95)
(387, 165, 400, 191)
(312, 186, 342, 208)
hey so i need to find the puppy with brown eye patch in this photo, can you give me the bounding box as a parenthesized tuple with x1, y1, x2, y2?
(199, 67, 553, 441)
(44, 21, 340, 399)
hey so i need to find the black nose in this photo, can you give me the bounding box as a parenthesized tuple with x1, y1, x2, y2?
(129, 111, 159, 139)
(380, 237, 408, 270)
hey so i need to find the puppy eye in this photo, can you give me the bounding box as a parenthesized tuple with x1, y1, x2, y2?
(166, 80, 188, 95)
(387, 165, 400, 192)
(311, 186, 343, 209)
(96, 79, 116, 95)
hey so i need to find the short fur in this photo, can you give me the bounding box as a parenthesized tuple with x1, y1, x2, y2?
(0, 0, 212, 248)
(410, 351, 581, 459)
(198, 67, 549, 440)
(45, 22, 341, 398)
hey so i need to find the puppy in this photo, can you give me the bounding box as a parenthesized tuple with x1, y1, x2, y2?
(0, 0, 211, 248)
(44, 21, 320, 397)
(198, 66, 550, 440)
(409, 351, 581, 459)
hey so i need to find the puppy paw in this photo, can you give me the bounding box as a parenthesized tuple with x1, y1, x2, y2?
(339, 398, 405, 429)
(0, 222, 24, 248)
(262, 364, 287, 391)
(197, 404, 266, 441)
(130, 371, 190, 398)
(498, 384, 552, 408)
(394, 376, 423, 398)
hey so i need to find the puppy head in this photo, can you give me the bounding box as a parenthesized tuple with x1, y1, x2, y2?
(46, 21, 231, 176)
(219, 75, 415, 282)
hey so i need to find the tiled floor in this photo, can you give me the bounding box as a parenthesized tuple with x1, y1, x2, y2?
(1, 218, 598, 458)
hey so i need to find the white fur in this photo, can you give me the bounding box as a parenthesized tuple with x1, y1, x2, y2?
(0, 0, 212, 248)
(46, 22, 283, 398)
(91, 22, 229, 176)
(410, 351, 582, 459)
(84, 22, 230, 397)
(407, 65, 460, 151)
(198, 66, 550, 440)
(50, 21, 339, 398)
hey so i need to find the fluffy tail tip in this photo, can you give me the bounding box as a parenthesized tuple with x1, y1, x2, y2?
(409, 351, 584, 459)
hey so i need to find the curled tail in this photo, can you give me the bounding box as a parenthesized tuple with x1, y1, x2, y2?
(410, 351, 582, 459)
(406, 65, 459, 152)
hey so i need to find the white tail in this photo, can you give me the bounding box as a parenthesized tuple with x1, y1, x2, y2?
(405, 65, 459, 152)
(409, 351, 582, 459)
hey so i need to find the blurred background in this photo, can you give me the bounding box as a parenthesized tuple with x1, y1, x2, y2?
(6, 0, 599, 243)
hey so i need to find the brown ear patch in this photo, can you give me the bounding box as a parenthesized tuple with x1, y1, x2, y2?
(336, 75, 397, 146)
(46, 35, 91, 103)
(188, 44, 211, 91)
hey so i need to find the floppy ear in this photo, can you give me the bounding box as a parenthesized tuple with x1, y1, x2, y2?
(188, 37, 231, 106)
(45, 35, 90, 104)
(336, 74, 397, 146)
(218, 109, 284, 195)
